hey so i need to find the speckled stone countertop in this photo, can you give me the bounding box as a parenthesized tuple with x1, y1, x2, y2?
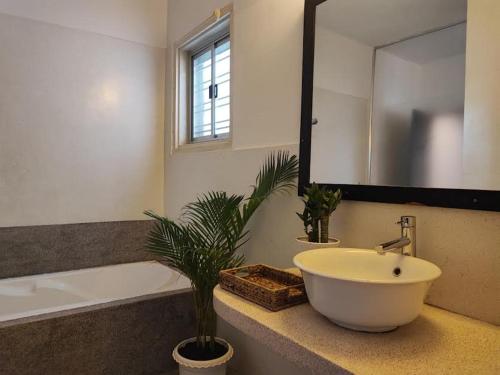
(214, 285, 500, 374)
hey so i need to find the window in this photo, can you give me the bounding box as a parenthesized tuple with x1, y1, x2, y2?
(173, 7, 232, 150)
(191, 36, 231, 142)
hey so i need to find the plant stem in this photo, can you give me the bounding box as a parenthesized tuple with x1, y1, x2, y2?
(320, 215, 329, 243)
(193, 287, 203, 347)
(311, 218, 319, 242)
(193, 286, 217, 352)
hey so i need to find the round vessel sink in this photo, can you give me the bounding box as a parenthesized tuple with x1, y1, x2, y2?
(293, 248, 441, 332)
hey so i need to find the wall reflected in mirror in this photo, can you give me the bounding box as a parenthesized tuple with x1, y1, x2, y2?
(309, 0, 494, 190)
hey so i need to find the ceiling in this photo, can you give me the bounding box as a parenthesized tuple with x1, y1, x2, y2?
(382, 23, 466, 64)
(316, 0, 467, 47)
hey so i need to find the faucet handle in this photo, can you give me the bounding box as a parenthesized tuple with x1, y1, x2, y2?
(397, 216, 416, 228)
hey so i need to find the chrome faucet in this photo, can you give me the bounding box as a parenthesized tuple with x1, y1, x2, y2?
(375, 216, 416, 256)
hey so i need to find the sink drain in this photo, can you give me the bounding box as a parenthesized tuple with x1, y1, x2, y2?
(393, 267, 402, 277)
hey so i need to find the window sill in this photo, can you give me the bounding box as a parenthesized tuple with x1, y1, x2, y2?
(174, 139, 232, 154)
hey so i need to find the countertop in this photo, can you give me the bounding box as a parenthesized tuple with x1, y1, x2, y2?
(214, 285, 500, 374)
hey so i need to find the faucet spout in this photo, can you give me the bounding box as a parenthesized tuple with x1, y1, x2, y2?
(375, 237, 411, 255)
(375, 216, 417, 256)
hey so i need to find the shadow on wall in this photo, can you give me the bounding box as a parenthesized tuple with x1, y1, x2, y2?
(376, 110, 411, 187)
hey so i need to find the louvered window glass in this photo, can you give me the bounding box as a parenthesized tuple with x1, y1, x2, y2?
(191, 36, 230, 142)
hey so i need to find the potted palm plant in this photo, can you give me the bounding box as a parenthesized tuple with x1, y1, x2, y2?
(144, 151, 298, 375)
(296, 182, 342, 249)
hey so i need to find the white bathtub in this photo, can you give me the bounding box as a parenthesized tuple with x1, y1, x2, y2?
(0, 261, 191, 323)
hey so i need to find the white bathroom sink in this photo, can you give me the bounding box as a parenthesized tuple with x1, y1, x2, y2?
(293, 248, 441, 332)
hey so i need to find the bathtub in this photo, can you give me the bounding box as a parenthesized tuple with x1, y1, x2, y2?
(0, 260, 191, 323)
(0, 260, 195, 375)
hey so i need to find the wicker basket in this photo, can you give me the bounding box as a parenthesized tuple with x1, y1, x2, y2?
(219, 264, 307, 311)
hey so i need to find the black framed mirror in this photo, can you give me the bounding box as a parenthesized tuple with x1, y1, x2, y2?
(299, 0, 500, 211)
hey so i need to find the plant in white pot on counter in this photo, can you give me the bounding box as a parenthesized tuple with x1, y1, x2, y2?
(144, 151, 298, 375)
(296, 183, 342, 248)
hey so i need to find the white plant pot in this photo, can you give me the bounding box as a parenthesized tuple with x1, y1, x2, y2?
(296, 236, 341, 250)
(173, 337, 234, 375)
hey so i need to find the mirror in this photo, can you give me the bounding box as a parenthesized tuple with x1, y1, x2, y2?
(300, 0, 500, 211)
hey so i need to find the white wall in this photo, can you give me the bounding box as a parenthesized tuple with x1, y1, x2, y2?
(310, 26, 373, 184)
(0, 3, 167, 226)
(313, 26, 373, 98)
(165, 0, 500, 333)
(164, 0, 303, 217)
(311, 88, 370, 184)
(463, 0, 500, 189)
(0, 0, 167, 47)
(420, 53, 466, 112)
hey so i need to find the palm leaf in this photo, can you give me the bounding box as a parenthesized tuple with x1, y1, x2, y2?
(143, 150, 298, 352)
(183, 192, 247, 252)
(242, 151, 298, 224)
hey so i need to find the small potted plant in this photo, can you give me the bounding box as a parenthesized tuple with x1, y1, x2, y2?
(144, 151, 298, 375)
(296, 182, 342, 249)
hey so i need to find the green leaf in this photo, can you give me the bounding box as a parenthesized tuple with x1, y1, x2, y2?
(143, 150, 298, 352)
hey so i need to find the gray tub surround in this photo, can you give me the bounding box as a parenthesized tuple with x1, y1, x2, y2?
(0, 220, 155, 279)
(214, 285, 500, 375)
(0, 289, 195, 375)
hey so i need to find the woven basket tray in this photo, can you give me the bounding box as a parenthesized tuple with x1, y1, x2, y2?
(219, 264, 307, 311)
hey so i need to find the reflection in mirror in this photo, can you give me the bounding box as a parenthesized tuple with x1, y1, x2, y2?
(371, 24, 466, 188)
(309, 0, 492, 190)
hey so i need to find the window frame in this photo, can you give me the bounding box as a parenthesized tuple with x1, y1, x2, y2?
(189, 33, 231, 144)
(172, 5, 232, 153)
